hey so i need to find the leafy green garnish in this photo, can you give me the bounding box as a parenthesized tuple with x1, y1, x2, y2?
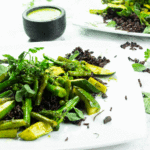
(143, 92, 150, 98)
(15, 84, 35, 102)
(74, 107, 84, 119)
(0, 64, 8, 76)
(66, 113, 81, 121)
(69, 51, 79, 60)
(117, 5, 132, 17)
(142, 92, 150, 114)
(143, 26, 150, 34)
(132, 63, 146, 72)
(144, 98, 150, 114)
(106, 21, 117, 27)
(144, 49, 150, 61)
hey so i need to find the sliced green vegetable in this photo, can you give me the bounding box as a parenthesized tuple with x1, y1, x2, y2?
(0, 129, 18, 138)
(0, 100, 15, 120)
(31, 112, 58, 127)
(88, 77, 107, 94)
(0, 119, 26, 130)
(46, 83, 67, 98)
(73, 86, 100, 115)
(71, 78, 101, 93)
(18, 121, 53, 141)
(85, 62, 115, 76)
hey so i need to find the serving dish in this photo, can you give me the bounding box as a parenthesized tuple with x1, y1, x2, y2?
(22, 5, 66, 41)
(0, 41, 147, 150)
(73, 0, 150, 38)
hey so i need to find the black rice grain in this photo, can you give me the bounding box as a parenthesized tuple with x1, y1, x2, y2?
(103, 116, 112, 124)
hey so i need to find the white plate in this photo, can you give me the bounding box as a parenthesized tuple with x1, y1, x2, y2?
(72, 0, 150, 38)
(0, 41, 147, 150)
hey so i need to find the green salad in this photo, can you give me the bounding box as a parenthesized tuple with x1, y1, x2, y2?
(90, 0, 150, 34)
(0, 47, 114, 140)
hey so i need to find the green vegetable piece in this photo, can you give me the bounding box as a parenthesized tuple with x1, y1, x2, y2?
(32, 78, 39, 101)
(108, 3, 126, 9)
(31, 112, 58, 127)
(59, 100, 65, 105)
(71, 78, 102, 93)
(74, 107, 84, 119)
(0, 97, 14, 105)
(0, 76, 19, 92)
(132, 63, 146, 72)
(106, 21, 117, 27)
(45, 66, 65, 76)
(89, 9, 104, 15)
(85, 62, 115, 76)
(73, 86, 100, 115)
(66, 113, 81, 121)
(88, 77, 107, 94)
(0, 100, 15, 120)
(144, 48, 150, 60)
(69, 50, 80, 60)
(57, 56, 72, 63)
(35, 74, 49, 105)
(68, 71, 91, 77)
(0, 90, 13, 98)
(0, 129, 18, 138)
(64, 79, 71, 101)
(22, 98, 32, 127)
(15, 84, 35, 102)
(0, 119, 26, 130)
(144, 98, 150, 114)
(18, 121, 53, 141)
(46, 83, 67, 98)
(0, 64, 8, 78)
(40, 96, 80, 123)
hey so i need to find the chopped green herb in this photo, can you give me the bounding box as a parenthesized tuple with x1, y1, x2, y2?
(69, 51, 79, 61)
(144, 48, 150, 61)
(66, 113, 81, 121)
(144, 98, 150, 114)
(106, 21, 116, 27)
(143, 26, 150, 34)
(74, 107, 84, 119)
(132, 63, 146, 72)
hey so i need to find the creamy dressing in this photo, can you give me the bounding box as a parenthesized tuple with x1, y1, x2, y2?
(27, 8, 61, 21)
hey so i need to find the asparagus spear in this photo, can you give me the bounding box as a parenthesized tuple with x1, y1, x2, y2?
(32, 78, 39, 101)
(0, 76, 19, 92)
(22, 98, 32, 127)
(0, 97, 14, 105)
(40, 96, 80, 124)
(0, 90, 13, 98)
(35, 74, 49, 105)
(64, 79, 71, 102)
(31, 112, 57, 127)
(0, 100, 15, 120)
(0, 129, 18, 138)
(46, 83, 67, 98)
(0, 119, 26, 130)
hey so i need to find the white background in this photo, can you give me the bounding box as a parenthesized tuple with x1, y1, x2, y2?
(0, 0, 150, 150)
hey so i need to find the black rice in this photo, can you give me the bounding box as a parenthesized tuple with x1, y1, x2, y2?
(103, 8, 146, 33)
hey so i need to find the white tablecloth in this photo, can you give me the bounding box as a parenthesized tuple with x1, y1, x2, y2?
(0, 0, 150, 150)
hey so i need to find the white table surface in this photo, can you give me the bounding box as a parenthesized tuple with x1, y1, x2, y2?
(1, 0, 150, 150)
